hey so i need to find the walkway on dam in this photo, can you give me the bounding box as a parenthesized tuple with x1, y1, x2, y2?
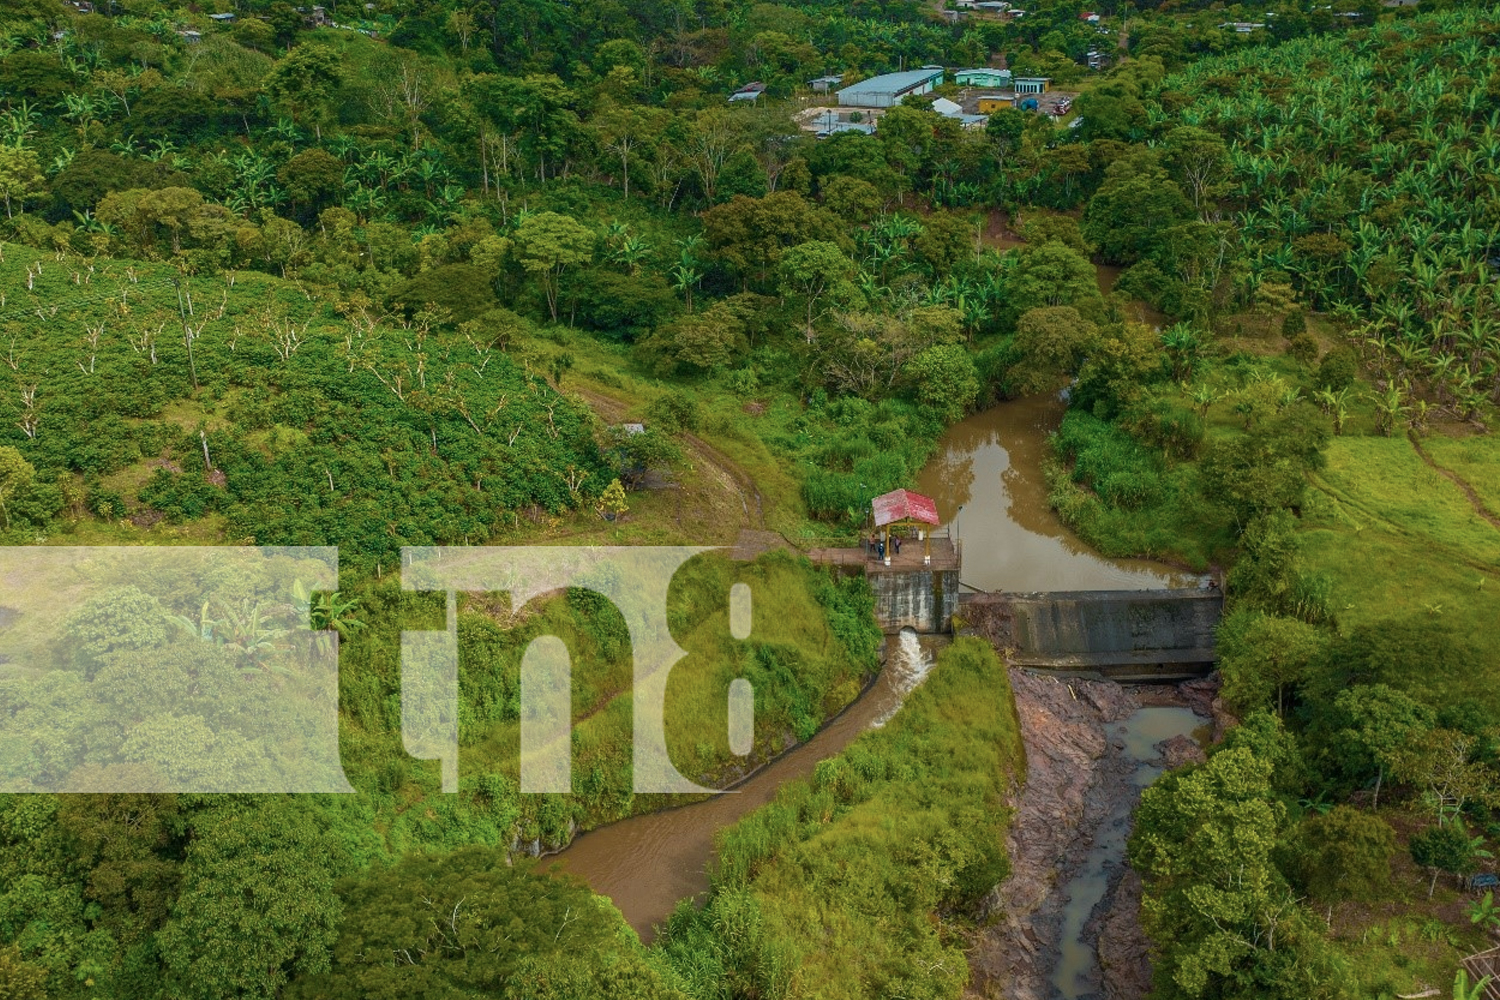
(808, 536, 960, 573)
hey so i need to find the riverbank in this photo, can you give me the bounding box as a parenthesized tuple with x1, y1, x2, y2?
(653, 637, 1025, 999)
(966, 670, 1222, 1000)
(551, 629, 941, 939)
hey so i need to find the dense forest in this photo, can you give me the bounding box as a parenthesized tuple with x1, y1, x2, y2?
(0, 0, 1496, 996)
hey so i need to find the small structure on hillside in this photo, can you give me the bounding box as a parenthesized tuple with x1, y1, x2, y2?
(872, 488, 941, 566)
(955, 67, 1012, 88)
(1014, 77, 1050, 95)
(978, 92, 1016, 112)
(809, 74, 845, 93)
(729, 81, 767, 103)
(810, 488, 958, 632)
(931, 97, 988, 127)
(1461, 946, 1500, 1000)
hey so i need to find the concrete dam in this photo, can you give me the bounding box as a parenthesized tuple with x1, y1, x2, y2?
(811, 539, 1221, 677)
(958, 589, 1222, 680)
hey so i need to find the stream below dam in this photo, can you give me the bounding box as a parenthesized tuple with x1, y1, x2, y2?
(554, 396, 1202, 997)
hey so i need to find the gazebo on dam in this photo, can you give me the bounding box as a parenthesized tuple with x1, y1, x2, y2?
(871, 487, 943, 566)
(809, 488, 961, 633)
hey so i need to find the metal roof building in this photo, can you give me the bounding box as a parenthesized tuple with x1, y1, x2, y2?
(954, 67, 1012, 87)
(837, 67, 944, 108)
(872, 489, 941, 528)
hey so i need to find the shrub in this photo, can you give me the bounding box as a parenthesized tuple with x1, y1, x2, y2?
(1281, 309, 1307, 338)
(385, 264, 497, 322)
(1099, 469, 1163, 509)
(1316, 346, 1359, 391)
(1286, 333, 1318, 366)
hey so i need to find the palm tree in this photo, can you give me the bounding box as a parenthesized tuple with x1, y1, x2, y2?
(1313, 387, 1351, 435)
(214, 598, 293, 676)
(1466, 891, 1500, 935)
(1161, 324, 1202, 382)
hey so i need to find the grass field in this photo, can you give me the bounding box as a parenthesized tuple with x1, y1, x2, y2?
(1300, 432, 1500, 707)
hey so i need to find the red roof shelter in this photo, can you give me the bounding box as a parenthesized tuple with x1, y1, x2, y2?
(869, 489, 941, 566)
(872, 488, 940, 528)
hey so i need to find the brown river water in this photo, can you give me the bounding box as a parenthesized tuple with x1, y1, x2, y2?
(553, 396, 1189, 942)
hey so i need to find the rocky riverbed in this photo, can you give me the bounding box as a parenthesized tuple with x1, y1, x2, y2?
(965, 671, 1225, 1000)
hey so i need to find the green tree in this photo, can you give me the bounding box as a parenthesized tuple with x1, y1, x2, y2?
(718, 148, 769, 201)
(295, 846, 632, 998)
(1082, 163, 1193, 265)
(1391, 729, 1500, 826)
(387, 264, 499, 323)
(1003, 241, 1103, 323)
(1201, 408, 1328, 531)
(778, 240, 858, 341)
(821, 175, 882, 224)
(1162, 126, 1230, 219)
(985, 107, 1029, 190)
(1215, 610, 1326, 716)
(1314, 684, 1434, 806)
(642, 298, 748, 374)
(277, 148, 345, 216)
(0, 945, 45, 999)
(1009, 305, 1097, 394)
(906, 344, 979, 423)
(594, 105, 666, 200)
(1409, 823, 1475, 899)
(265, 44, 343, 140)
(0, 146, 45, 219)
(703, 190, 845, 290)
(596, 478, 629, 518)
(1292, 806, 1396, 913)
(1130, 746, 1299, 999)
(1020, 214, 1090, 254)
(512, 212, 595, 322)
(0, 446, 34, 530)
(158, 803, 347, 1000)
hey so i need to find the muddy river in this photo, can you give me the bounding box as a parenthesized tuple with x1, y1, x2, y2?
(916, 395, 1190, 593)
(555, 396, 1189, 950)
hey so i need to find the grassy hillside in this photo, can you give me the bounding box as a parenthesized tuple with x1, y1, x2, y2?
(655, 638, 1023, 999)
(1301, 433, 1500, 710)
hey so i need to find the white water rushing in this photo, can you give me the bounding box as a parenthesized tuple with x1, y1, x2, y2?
(873, 629, 936, 727)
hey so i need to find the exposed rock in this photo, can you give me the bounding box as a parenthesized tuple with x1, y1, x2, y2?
(966, 669, 1138, 1000)
(1156, 734, 1206, 769)
(1178, 675, 1221, 719)
(1209, 694, 1240, 744)
(1096, 869, 1152, 1000)
(967, 668, 1211, 1000)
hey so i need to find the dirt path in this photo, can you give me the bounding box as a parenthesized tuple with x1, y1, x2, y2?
(570, 384, 767, 533)
(1408, 432, 1500, 531)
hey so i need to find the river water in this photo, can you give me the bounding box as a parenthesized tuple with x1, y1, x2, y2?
(553, 629, 938, 938)
(1052, 706, 1202, 1000)
(554, 396, 1189, 945)
(916, 395, 1190, 593)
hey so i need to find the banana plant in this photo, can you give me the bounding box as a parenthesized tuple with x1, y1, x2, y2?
(292, 579, 364, 656)
(1370, 381, 1411, 437)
